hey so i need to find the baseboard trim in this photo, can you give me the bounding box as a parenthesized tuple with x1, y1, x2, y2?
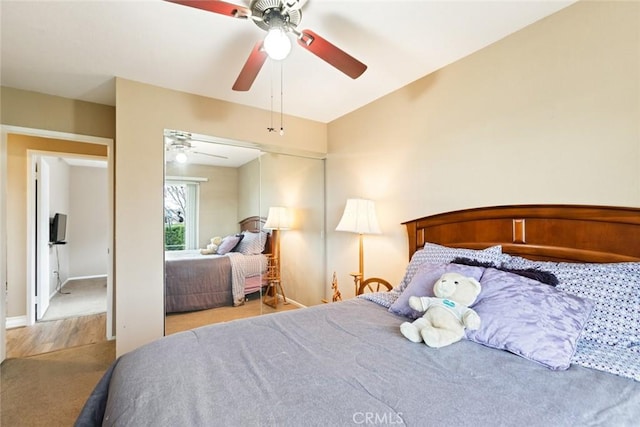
(282, 297, 306, 308)
(6, 315, 28, 329)
(49, 278, 69, 299)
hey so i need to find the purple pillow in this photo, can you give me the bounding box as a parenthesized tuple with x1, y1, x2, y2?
(216, 235, 242, 255)
(466, 268, 593, 370)
(395, 243, 504, 294)
(389, 263, 485, 320)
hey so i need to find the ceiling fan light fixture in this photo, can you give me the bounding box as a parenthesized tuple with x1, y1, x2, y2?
(263, 28, 291, 60)
(175, 151, 188, 163)
(170, 0, 366, 91)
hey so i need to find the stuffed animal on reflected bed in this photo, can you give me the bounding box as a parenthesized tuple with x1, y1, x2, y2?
(200, 236, 223, 255)
(400, 272, 481, 348)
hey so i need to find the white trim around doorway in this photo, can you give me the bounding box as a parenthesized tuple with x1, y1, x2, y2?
(0, 126, 115, 358)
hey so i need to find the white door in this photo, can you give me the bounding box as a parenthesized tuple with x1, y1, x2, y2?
(35, 158, 51, 320)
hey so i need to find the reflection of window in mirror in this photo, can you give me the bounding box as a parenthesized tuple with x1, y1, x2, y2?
(164, 180, 199, 251)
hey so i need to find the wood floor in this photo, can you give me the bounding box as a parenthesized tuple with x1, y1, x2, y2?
(5, 313, 107, 359)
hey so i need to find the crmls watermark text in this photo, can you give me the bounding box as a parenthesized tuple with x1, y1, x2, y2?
(352, 412, 404, 425)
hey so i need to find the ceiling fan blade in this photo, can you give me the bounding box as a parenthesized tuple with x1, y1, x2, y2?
(232, 41, 268, 91)
(297, 29, 367, 79)
(166, 0, 250, 19)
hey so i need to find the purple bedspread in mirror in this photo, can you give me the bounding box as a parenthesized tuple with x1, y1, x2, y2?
(164, 251, 232, 313)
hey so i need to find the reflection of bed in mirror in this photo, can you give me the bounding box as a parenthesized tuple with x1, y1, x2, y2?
(164, 216, 271, 313)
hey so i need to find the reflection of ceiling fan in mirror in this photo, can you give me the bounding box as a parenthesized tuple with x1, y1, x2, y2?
(166, 0, 367, 91)
(165, 131, 229, 164)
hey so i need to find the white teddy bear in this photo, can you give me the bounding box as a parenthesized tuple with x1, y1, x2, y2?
(400, 272, 482, 348)
(200, 236, 223, 255)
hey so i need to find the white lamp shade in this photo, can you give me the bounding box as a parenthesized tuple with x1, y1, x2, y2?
(335, 199, 381, 235)
(264, 206, 291, 230)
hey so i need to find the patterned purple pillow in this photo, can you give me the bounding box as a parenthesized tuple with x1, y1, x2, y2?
(216, 235, 242, 255)
(466, 268, 593, 370)
(359, 291, 399, 308)
(394, 243, 504, 294)
(234, 231, 267, 255)
(551, 262, 640, 381)
(549, 262, 640, 347)
(389, 263, 485, 319)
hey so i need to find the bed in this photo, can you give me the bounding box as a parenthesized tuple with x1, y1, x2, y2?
(165, 216, 271, 312)
(77, 204, 640, 426)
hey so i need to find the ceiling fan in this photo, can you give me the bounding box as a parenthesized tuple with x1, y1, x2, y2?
(165, 131, 229, 163)
(166, 0, 367, 91)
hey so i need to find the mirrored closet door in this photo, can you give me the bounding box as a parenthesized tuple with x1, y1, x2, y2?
(163, 130, 325, 335)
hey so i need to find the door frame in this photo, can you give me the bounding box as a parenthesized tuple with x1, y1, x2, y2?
(34, 156, 51, 320)
(0, 125, 115, 363)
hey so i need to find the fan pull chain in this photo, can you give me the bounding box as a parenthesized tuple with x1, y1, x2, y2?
(268, 60, 275, 133)
(279, 61, 284, 136)
(267, 60, 284, 136)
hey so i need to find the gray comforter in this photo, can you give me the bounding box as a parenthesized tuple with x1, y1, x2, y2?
(76, 299, 640, 426)
(165, 251, 233, 313)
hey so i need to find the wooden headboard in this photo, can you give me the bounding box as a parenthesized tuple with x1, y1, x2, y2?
(239, 216, 273, 254)
(403, 205, 640, 263)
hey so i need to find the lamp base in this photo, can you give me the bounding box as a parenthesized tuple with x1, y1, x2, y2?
(263, 279, 288, 309)
(349, 272, 363, 295)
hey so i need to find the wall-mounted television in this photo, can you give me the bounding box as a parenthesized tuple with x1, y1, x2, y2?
(49, 213, 67, 244)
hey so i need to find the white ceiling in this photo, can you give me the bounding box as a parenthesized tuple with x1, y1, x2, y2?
(1, 0, 576, 124)
(41, 155, 107, 169)
(164, 130, 262, 167)
(64, 157, 108, 169)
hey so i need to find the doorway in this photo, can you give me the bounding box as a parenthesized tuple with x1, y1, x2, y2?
(33, 155, 108, 323)
(0, 126, 114, 362)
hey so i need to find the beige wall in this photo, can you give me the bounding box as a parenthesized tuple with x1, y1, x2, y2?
(5, 135, 107, 317)
(326, 1, 640, 298)
(238, 157, 261, 221)
(115, 78, 326, 355)
(68, 165, 108, 278)
(1, 87, 115, 139)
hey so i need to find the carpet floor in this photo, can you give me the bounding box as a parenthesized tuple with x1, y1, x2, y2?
(1, 340, 115, 427)
(42, 277, 107, 322)
(165, 292, 300, 335)
(2, 295, 299, 425)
